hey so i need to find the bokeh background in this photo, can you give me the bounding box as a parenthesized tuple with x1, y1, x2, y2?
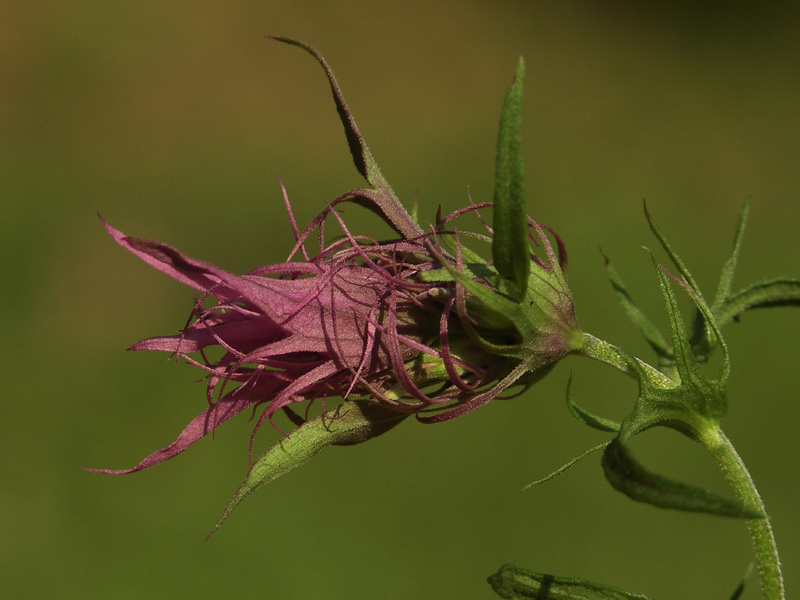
(3, 1, 799, 598)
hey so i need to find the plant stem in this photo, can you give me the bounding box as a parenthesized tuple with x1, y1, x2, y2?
(702, 427, 785, 600)
(577, 333, 674, 388)
(580, 332, 785, 598)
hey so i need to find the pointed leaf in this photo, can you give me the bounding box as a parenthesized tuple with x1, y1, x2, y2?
(716, 278, 800, 327)
(442, 260, 521, 318)
(419, 262, 497, 283)
(268, 37, 421, 239)
(488, 564, 654, 599)
(601, 439, 763, 519)
(492, 57, 529, 295)
(269, 37, 384, 189)
(565, 374, 621, 432)
(728, 564, 753, 600)
(650, 252, 703, 386)
(601, 249, 671, 361)
(712, 199, 750, 313)
(644, 202, 719, 355)
(650, 251, 729, 418)
(669, 260, 732, 391)
(523, 441, 610, 490)
(437, 229, 494, 266)
(208, 401, 407, 537)
(644, 202, 705, 303)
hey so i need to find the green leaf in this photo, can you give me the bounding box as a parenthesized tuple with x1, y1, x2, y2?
(601, 439, 764, 519)
(428, 247, 526, 353)
(644, 203, 720, 358)
(649, 250, 729, 417)
(565, 374, 622, 432)
(435, 229, 493, 266)
(644, 202, 705, 304)
(207, 401, 408, 538)
(523, 441, 610, 490)
(716, 278, 800, 328)
(439, 259, 521, 319)
(728, 563, 753, 600)
(650, 251, 709, 393)
(601, 249, 671, 363)
(712, 199, 750, 314)
(418, 262, 496, 283)
(488, 564, 654, 599)
(492, 57, 529, 296)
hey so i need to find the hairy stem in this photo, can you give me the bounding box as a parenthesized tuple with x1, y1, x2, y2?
(579, 332, 784, 599)
(577, 333, 674, 388)
(702, 427, 784, 600)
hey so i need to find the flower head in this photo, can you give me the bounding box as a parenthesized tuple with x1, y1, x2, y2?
(91, 38, 582, 481)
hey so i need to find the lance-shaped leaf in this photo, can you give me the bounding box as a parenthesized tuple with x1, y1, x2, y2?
(601, 248, 671, 365)
(716, 278, 800, 327)
(709, 200, 800, 326)
(712, 199, 750, 314)
(208, 400, 408, 538)
(643, 202, 720, 361)
(728, 564, 754, 600)
(595, 253, 760, 518)
(492, 57, 529, 296)
(650, 250, 728, 418)
(488, 564, 654, 600)
(523, 441, 610, 490)
(644, 202, 705, 304)
(269, 36, 422, 240)
(601, 439, 764, 519)
(565, 373, 621, 433)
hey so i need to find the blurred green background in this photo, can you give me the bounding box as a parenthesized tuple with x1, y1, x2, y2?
(3, 1, 799, 598)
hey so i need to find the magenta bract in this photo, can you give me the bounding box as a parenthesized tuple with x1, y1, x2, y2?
(91, 38, 581, 476)
(94, 190, 551, 473)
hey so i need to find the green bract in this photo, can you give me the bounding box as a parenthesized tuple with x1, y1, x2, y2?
(516, 200, 797, 600)
(492, 57, 529, 296)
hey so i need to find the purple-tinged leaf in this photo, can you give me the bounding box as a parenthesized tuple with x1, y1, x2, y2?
(268, 37, 422, 240)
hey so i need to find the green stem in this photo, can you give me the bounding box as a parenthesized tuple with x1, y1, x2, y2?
(577, 333, 674, 388)
(702, 427, 785, 600)
(579, 332, 784, 599)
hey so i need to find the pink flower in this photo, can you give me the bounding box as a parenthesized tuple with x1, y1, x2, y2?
(90, 38, 582, 476)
